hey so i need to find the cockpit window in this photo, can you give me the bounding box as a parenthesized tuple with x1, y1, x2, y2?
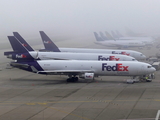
(148, 66, 152, 68)
(140, 54, 143, 56)
(132, 59, 136, 61)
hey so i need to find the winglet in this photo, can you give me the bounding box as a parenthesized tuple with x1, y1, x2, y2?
(13, 32, 34, 51)
(39, 31, 61, 52)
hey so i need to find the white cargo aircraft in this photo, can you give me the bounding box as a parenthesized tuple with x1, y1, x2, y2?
(108, 31, 154, 46)
(94, 32, 146, 48)
(10, 60, 155, 82)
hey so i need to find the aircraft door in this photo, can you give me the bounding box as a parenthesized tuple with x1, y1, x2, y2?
(140, 65, 145, 75)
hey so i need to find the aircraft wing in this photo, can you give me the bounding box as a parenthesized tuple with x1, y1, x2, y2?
(41, 57, 70, 60)
(33, 68, 94, 75)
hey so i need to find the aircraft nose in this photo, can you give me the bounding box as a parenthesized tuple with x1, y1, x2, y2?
(151, 67, 156, 73)
(142, 55, 146, 59)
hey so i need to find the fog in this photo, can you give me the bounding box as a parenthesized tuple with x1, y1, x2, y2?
(1, 0, 160, 42)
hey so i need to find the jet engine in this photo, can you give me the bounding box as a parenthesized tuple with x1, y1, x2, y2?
(6, 51, 38, 60)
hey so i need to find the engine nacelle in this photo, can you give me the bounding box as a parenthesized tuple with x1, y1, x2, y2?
(6, 51, 38, 60)
(29, 51, 38, 59)
(79, 73, 94, 80)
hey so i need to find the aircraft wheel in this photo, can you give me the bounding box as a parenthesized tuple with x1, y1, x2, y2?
(75, 77, 78, 82)
(67, 78, 71, 82)
(70, 77, 75, 82)
(67, 77, 79, 82)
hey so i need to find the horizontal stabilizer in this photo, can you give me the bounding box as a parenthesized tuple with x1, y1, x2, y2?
(4, 51, 17, 56)
(10, 62, 29, 68)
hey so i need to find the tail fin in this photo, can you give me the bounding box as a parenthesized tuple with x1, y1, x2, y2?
(8, 36, 28, 53)
(111, 31, 119, 39)
(99, 32, 108, 40)
(116, 30, 123, 37)
(6, 36, 35, 61)
(13, 32, 34, 51)
(39, 31, 60, 52)
(105, 31, 115, 40)
(93, 32, 104, 41)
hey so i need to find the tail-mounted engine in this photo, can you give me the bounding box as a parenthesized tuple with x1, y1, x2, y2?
(6, 51, 38, 60)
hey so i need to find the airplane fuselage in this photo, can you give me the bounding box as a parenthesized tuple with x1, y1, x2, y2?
(56, 48, 146, 60)
(28, 51, 137, 61)
(11, 60, 155, 77)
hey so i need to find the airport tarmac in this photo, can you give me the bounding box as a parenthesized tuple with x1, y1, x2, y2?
(0, 37, 160, 120)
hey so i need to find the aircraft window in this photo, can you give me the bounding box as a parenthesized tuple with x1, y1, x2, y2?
(140, 54, 143, 56)
(148, 66, 151, 68)
(132, 59, 136, 61)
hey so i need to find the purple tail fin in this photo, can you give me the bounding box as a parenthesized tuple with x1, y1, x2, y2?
(39, 31, 61, 52)
(13, 32, 34, 51)
(8, 36, 28, 53)
(6, 36, 35, 61)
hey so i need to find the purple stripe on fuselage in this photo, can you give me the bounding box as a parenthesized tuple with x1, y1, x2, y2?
(11, 61, 44, 73)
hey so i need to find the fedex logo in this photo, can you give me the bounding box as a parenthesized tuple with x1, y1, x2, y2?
(44, 41, 51, 44)
(22, 43, 27, 47)
(16, 54, 27, 58)
(112, 51, 130, 56)
(86, 75, 92, 78)
(98, 56, 120, 61)
(102, 63, 129, 71)
(121, 52, 130, 56)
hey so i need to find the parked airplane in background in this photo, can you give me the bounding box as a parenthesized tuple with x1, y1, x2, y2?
(104, 30, 155, 47)
(112, 30, 155, 46)
(94, 32, 146, 49)
(10, 59, 155, 82)
(39, 31, 146, 60)
(5, 36, 137, 62)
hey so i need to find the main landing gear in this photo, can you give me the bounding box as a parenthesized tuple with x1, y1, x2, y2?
(67, 75, 79, 82)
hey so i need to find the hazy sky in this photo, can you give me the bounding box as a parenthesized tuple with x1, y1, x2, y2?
(1, 0, 160, 39)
